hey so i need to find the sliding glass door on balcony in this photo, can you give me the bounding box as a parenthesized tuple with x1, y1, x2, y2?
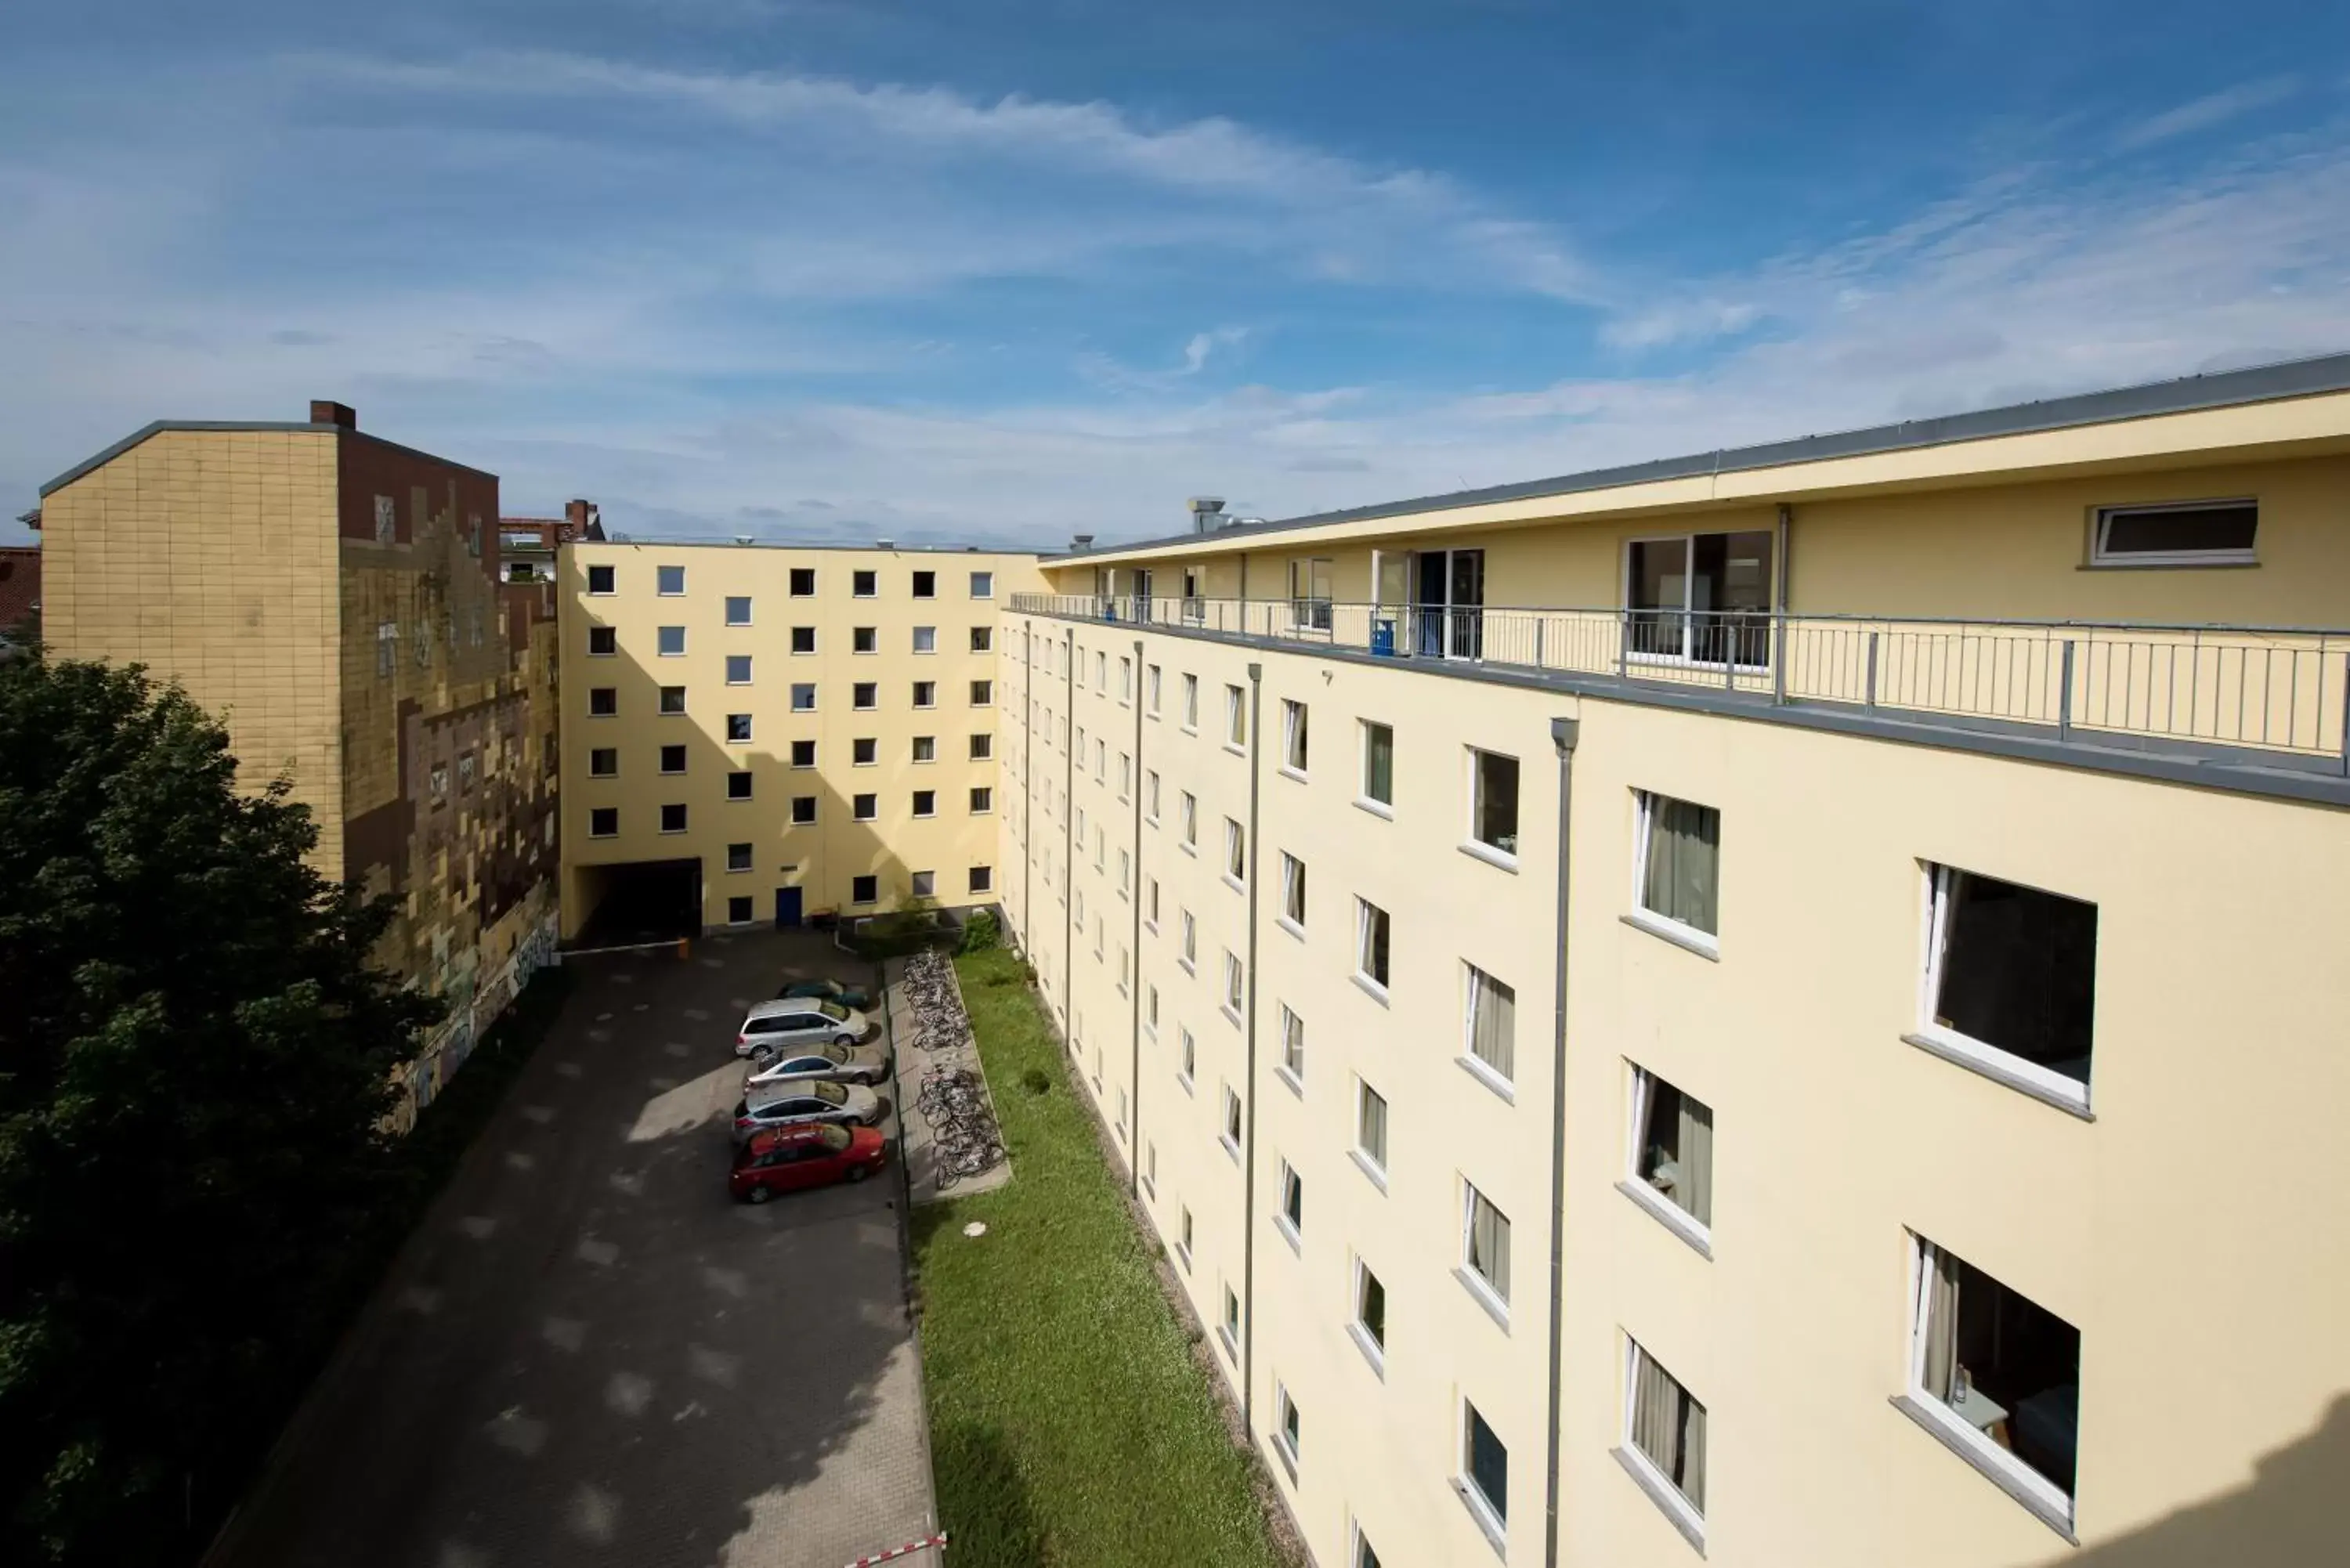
(1627, 531, 1773, 667)
(1414, 548, 1485, 659)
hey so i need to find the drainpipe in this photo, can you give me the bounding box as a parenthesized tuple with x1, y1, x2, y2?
(1772, 503, 1792, 705)
(1240, 660, 1265, 1432)
(1021, 621, 1034, 953)
(1542, 714, 1581, 1568)
(1062, 628, 1076, 1039)
(1128, 637, 1146, 1192)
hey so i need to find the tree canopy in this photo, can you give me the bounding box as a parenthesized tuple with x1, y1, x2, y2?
(0, 656, 437, 1564)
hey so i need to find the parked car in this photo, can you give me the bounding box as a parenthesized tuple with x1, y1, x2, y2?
(735, 997, 868, 1060)
(743, 1039, 892, 1088)
(730, 1123, 889, 1203)
(777, 976, 873, 1011)
(731, 1078, 884, 1143)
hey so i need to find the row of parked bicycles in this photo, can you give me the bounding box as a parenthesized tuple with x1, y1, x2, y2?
(902, 949, 1007, 1190)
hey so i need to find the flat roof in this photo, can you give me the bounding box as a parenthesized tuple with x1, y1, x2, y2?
(1054, 348, 2350, 559)
(578, 536, 1041, 557)
(39, 420, 497, 497)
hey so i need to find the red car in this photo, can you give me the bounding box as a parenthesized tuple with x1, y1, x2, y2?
(730, 1122, 888, 1203)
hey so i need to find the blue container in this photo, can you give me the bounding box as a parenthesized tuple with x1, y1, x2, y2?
(1371, 619, 1397, 657)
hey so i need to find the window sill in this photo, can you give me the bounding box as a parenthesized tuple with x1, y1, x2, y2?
(1220, 1133, 1242, 1164)
(1615, 1180, 1713, 1259)
(1274, 1064, 1303, 1100)
(1452, 1478, 1509, 1560)
(1180, 724, 1199, 738)
(1273, 1214, 1301, 1255)
(1347, 1321, 1386, 1380)
(1348, 1147, 1389, 1194)
(1216, 1324, 1238, 1364)
(1351, 973, 1391, 1007)
(1220, 1004, 1244, 1030)
(2079, 556, 2258, 571)
(1622, 910, 1719, 962)
(1456, 1053, 1517, 1105)
(1610, 1446, 1707, 1556)
(1353, 796, 1394, 822)
(1222, 873, 1246, 896)
(1453, 1266, 1511, 1333)
(1458, 840, 1520, 874)
(1275, 915, 1305, 943)
(1278, 765, 1308, 785)
(1178, 959, 1196, 977)
(1889, 1395, 2078, 1543)
(1177, 1071, 1195, 1097)
(1270, 1432, 1298, 1484)
(1177, 841, 1198, 859)
(1900, 1031, 2094, 1120)
(1223, 743, 1249, 760)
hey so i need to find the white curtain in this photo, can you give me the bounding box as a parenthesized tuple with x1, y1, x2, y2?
(1469, 1191, 1511, 1301)
(1919, 1244, 1961, 1401)
(1677, 1094, 1714, 1227)
(1470, 968, 1516, 1078)
(1632, 1346, 1707, 1513)
(1643, 796, 1720, 934)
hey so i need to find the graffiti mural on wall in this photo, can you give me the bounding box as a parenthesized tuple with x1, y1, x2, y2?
(389, 907, 561, 1133)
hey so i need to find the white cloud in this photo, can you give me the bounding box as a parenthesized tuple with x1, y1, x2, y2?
(2116, 76, 2300, 151)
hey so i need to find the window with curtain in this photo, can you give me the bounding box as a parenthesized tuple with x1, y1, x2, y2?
(1909, 1237, 2081, 1507)
(1631, 1067, 1713, 1229)
(1470, 749, 1520, 856)
(1225, 818, 1246, 881)
(1924, 864, 2097, 1098)
(1226, 684, 1248, 746)
(1357, 1081, 1387, 1169)
(1465, 965, 1516, 1082)
(1281, 853, 1307, 925)
(1637, 791, 1721, 938)
(1280, 1005, 1305, 1079)
(1283, 699, 1310, 771)
(1361, 721, 1394, 806)
(1279, 1161, 1303, 1234)
(1463, 1184, 1511, 1303)
(1358, 900, 1391, 988)
(1626, 1340, 1708, 1519)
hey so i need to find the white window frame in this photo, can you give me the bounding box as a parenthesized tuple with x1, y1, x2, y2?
(970, 569, 995, 598)
(1618, 1338, 1707, 1547)
(1353, 1077, 1388, 1190)
(1274, 1159, 1303, 1249)
(1622, 1064, 1712, 1255)
(1221, 950, 1246, 1023)
(1182, 674, 1200, 732)
(1357, 720, 1396, 818)
(2089, 497, 2258, 567)
(1145, 770, 1161, 823)
(1914, 862, 2093, 1115)
(1281, 698, 1309, 777)
(1179, 910, 1198, 973)
(1220, 1084, 1242, 1160)
(1354, 898, 1391, 1001)
(1179, 1027, 1197, 1092)
(1629, 789, 1721, 959)
(656, 564, 685, 596)
(1349, 1256, 1386, 1374)
(1621, 529, 1773, 670)
(912, 625, 937, 655)
(1459, 1180, 1511, 1324)
(1224, 817, 1246, 887)
(1463, 746, 1520, 870)
(1905, 1234, 2078, 1530)
(1455, 1400, 1509, 1552)
(1276, 1003, 1304, 1092)
(1180, 791, 1198, 852)
(1459, 962, 1516, 1100)
(1147, 663, 1162, 715)
(1277, 852, 1306, 936)
(1224, 683, 1248, 752)
(657, 624, 687, 657)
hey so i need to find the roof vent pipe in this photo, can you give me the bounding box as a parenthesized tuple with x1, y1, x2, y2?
(1187, 496, 1226, 533)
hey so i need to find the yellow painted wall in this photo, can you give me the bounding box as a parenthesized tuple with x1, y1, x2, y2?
(40, 428, 347, 873)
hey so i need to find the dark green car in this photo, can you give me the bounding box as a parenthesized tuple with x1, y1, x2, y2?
(777, 976, 873, 1011)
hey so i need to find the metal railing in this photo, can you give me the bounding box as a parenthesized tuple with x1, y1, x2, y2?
(1010, 593, 2350, 765)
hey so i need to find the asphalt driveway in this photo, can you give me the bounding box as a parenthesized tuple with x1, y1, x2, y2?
(208, 929, 936, 1568)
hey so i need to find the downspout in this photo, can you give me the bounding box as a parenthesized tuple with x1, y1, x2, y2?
(1128, 636, 1146, 1192)
(1239, 660, 1265, 1432)
(1021, 621, 1034, 954)
(1542, 714, 1581, 1568)
(1062, 628, 1076, 1040)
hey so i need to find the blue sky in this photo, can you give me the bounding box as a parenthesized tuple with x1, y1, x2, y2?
(6, 0, 2350, 549)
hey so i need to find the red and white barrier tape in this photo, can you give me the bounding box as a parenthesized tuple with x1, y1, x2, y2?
(841, 1533, 948, 1567)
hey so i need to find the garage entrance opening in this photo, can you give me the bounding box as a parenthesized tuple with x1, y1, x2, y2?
(571, 858, 703, 947)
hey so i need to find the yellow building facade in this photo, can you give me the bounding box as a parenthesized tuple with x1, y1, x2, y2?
(556, 540, 1046, 938)
(1005, 356, 2350, 1568)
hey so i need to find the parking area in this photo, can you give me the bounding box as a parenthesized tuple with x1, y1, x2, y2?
(210, 929, 936, 1568)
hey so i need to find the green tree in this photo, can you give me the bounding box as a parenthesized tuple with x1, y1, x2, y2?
(0, 657, 439, 1565)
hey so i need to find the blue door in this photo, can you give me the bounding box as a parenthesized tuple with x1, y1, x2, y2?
(775, 887, 804, 928)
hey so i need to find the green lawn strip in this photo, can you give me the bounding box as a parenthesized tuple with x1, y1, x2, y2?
(913, 948, 1282, 1568)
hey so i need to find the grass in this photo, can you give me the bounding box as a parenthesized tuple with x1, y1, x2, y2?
(911, 947, 1284, 1568)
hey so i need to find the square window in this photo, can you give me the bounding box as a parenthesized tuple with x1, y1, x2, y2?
(1356, 899, 1391, 990)
(589, 687, 617, 717)
(912, 569, 936, 598)
(1634, 790, 1720, 942)
(1361, 721, 1394, 807)
(913, 735, 937, 762)
(588, 806, 618, 837)
(660, 686, 686, 715)
(1906, 1236, 2081, 1517)
(1470, 749, 1520, 858)
(852, 737, 877, 766)
(660, 803, 689, 833)
(971, 679, 993, 706)
(587, 563, 616, 595)
(790, 739, 815, 767)
(969, 732, 993, 760)
(1463, 1404, 1509, 1532)
(971, 786, 993, 814)
(588, 625, 616, 656)
(660, 743, 687, 774)
(1358, 1080, 1388, 1172)
(1225, 684, 1247, 748)
(1629, 1065, 1713, 1234)
(913, 681, 937, 708)
(726, 842, 753, 873)
(851, 874, 878, 905)
(2092, 498, 2258, 565)
(913, 790, 936, 817)
(853, 569, 877, 598)
(851, 681, 877, 710)
(854, 793, 877, 822)
(1278, 1004, 1304, 1082)
(1463, 1183, 1510, 1306)
(727, 714, 752, 742)
(970, 569, 993, 598)
(728, 894, 754, 924)
(971, 625, 993, 653)
(1919, 864, 2096, 1110)
(726, 654, 753, 685)
(725, 595, 752, 626)
(1627, 532, 1773, 665)
(1279, 852, 1305, 927)
(969, 864, 992, 893)
(656, 564, 685, 595)
(1282, 699, 1308, 772)
(1465, 963, 1515, 1084)
(854, 626, 878, 653)
(911, 869, 935, 898)
(589, 747, 617, 778)
(790, 566, 816, 596)
(791, 683, 817, 713)
(1625, 1339, 1709, 1530)
(727, 771, 752, 800)
(791, 796, 816, 825)
(790, 627, 816, 655)
(913, 626, 937, 653)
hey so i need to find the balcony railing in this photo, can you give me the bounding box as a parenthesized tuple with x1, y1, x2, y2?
(1010, 593, 2350, 765)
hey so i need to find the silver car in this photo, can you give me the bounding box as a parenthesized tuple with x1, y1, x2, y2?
(735, 997, 870, 1060)
(743, 1039, 892, 1089)
(730, 1078, 884, 1143)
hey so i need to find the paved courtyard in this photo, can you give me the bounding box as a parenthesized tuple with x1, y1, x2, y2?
(210, 930, 937, 1568)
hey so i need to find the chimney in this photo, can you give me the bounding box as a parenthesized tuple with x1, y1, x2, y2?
(1072, 533, 1095, 551)
(563, 498, 603, 540)
(1187, 496, 1225, 533)
(309, 400, 356, 429)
